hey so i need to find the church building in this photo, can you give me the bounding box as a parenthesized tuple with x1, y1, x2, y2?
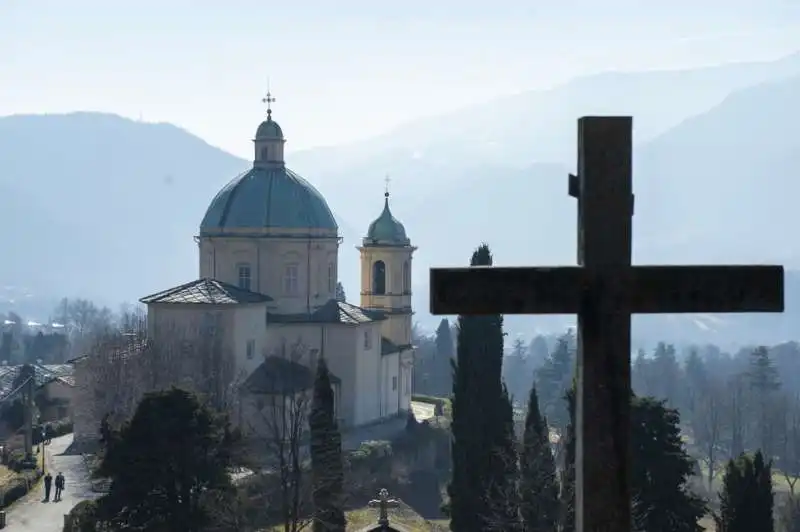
(137, 97, 416, 431)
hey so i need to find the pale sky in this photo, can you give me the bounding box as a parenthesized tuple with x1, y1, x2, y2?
(2, 0, 799, 158)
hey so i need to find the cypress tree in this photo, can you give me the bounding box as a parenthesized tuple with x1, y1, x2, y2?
(486, 383, 522, 530)
(520, 384, 559, 531)
(715, 450, 774, 532)
(448, 244, 505, 532)
(310, 357, 346, 532)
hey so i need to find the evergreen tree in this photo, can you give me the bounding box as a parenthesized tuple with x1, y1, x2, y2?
(503, 337, 530, 402)
(748, 346, 781, 457)
(95, 388, 238, 532)
(520, 384, 559, 532)
(630, 396, 706, 531)
(310, 357, 346, 532)
(652, 342, 681, 408)
(433, 318, 455, 395)
(559, 384, 576, 532)
(535, 331, 575, 430)
(448, 244, 505, 532)
(560, 385, 705, 532)
(715, 451, 774, 532)
(486, 384, 522, 530)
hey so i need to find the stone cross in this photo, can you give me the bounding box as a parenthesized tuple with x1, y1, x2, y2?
(430, 116, 784, 531)
(368, 488, 400, 526)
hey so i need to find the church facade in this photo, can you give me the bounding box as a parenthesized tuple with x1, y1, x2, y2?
(135, 101, 416, 432)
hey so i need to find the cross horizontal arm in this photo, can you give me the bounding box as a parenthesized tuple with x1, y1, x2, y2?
(429, 264, 784, 316)
(430, 266, 584, 315)
(628, 265, 784, 313)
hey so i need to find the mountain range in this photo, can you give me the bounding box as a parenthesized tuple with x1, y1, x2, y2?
(1, 53, 798, 347)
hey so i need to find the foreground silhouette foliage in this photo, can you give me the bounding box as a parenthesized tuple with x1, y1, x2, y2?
(94, 388, 240, 532)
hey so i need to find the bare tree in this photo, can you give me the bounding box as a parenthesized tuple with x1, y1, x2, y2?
(248, 338, 314, 532)
(691, 380, 725, 491)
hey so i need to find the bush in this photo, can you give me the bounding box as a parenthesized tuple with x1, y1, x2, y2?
(411, 394, 452, 418)
(0, 469, 41, 509)
(63, 499, 100, 532)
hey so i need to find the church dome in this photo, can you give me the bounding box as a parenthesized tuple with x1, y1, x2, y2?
(201, 97, 337, 236)
(200, 166, 338, 235)
(364, 193, 409, 246)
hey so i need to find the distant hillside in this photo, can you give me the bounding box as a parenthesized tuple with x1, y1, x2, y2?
(1, 59, 799, 346)
(0, 113, 248, 301)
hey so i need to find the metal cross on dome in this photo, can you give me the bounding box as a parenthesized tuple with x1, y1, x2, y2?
(262, 91, 276, 118)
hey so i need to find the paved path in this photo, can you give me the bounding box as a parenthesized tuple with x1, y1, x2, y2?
(5, 434, 100, 531)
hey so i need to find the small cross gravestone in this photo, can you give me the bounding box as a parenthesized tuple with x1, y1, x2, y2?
(430, 116, 784, 531)
(368, 488, 401, 527)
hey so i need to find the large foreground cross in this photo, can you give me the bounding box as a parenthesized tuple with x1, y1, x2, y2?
(430, 116, 784, 531)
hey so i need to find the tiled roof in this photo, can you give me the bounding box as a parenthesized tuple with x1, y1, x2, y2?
(267, 299, 385, 325)
(140, 278, 273, 305)
(241, 356, 340, 395)
(381, 338, 413, 356)
(0, 364, 76, 400)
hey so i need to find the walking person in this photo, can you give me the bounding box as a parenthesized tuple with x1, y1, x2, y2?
(54, 472, 65, 502)
(43, 472, 52, 502)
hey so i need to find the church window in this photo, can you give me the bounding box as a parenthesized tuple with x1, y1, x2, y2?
(284, 264, 299, 295)
(364, 330, 372, 350)
(238, 263, 252, 291)
(260, 146, 269, 161)
(372, 260, 386, 295)
(246, 339, 255, 360)
(327, 263, 335, 293)
(392, 376, 398, 391)
(402, 261, 411, 294)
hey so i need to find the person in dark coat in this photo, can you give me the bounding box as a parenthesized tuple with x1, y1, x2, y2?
(43, 472, 52, 501)
(54, 472, 65, 501)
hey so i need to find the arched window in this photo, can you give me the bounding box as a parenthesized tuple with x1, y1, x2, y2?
(402, 260, 411, 294)
(372, 260, 386, 295)
(237, 263, 251, 291)
(260, 146, 269, 161)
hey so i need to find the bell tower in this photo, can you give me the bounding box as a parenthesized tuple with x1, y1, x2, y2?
(358, 180, 415, 347)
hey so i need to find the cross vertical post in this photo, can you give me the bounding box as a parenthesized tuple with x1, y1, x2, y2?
(573, 117, 633, 531)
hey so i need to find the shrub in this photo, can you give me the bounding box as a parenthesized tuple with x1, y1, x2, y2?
(0, 469, 41, 509)
(63, 499, 100, 532)
(411, 394, 452, 418)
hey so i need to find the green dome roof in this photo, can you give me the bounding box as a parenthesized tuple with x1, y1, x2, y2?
(255, 116, 283, 140)
(364, 193, 409, 246)
(200, 166, 338, 235)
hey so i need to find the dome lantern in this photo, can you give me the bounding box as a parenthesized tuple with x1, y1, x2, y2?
(253, 90, 285, 166)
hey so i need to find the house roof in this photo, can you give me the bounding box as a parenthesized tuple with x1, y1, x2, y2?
(381, 338, 413, 356)
(267, 299, 385, 325)
(140, 278, 273, 305)
(241, 356, 341, 395)
(0, 364, 75, 400)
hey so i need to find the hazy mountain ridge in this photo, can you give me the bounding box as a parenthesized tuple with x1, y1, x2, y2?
(1, 57, 798, 344)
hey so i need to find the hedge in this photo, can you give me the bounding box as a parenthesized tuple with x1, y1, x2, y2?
(0, 469, 41, 509)
(411, 394, 452, 418)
